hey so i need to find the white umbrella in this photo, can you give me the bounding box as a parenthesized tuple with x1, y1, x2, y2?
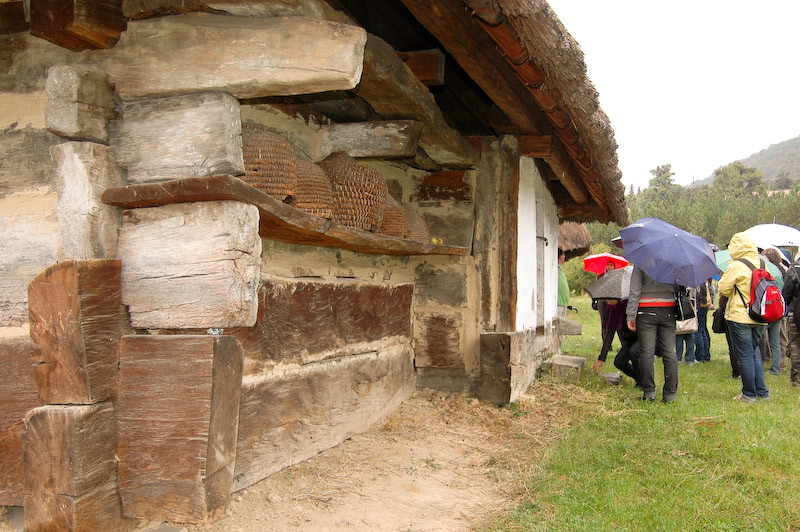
(743, 224, 800, 259)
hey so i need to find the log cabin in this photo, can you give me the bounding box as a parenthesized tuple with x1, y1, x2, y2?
(0, 0, 628, 527)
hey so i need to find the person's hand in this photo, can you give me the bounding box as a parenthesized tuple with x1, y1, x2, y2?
(627, 320, 636, 331)
(592, 359, 604, 374)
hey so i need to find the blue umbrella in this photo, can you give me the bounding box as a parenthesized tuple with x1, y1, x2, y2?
(619, 217, 718, 287)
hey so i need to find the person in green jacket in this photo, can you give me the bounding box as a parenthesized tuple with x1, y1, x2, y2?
(558, 248, 569, 316)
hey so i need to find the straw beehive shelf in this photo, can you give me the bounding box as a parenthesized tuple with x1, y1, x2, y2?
(102, 175, 469, 257)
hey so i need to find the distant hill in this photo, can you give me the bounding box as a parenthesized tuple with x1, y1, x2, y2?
(692, 135, 800, 188)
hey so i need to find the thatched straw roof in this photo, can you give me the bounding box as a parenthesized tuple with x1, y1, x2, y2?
(558, 221, 592, 259)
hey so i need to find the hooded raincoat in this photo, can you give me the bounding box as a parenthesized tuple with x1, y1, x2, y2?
(719, 232, 762, 325)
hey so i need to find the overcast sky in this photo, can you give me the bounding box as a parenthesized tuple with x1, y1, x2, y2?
(544, 0, 800, 191)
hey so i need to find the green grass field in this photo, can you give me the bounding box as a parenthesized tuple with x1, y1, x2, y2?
(486, 295, 800, 532)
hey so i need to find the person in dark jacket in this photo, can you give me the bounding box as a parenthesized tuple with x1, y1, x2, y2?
(782, 257, 800, 387)
(626, 266, 679, 402)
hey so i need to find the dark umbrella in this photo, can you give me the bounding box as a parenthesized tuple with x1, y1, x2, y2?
(585, 265, 633, 300)
(619, 217, 717, 287)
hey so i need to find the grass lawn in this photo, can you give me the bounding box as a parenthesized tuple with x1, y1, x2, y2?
(485, 294, 800, 532)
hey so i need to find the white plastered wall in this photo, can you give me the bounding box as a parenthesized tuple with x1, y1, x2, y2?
(515, 156, 559, 331)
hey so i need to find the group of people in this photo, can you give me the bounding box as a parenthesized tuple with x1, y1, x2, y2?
(586, 232, 800, 403)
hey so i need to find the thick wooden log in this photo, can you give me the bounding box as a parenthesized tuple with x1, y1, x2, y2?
(52, 142, 123, 259)
(518, 135, 551, 158)
(98, 14, 366, 99)
(117, 335, 243, 523)
(318, 120, 423, 159)
(227, 279, 413, 370)
(109, 92, 243, 184)
(102, 175, 470, 256)
(27, 260, 122, 405)
(0, 1, 28, 34)
(23, 402, 128, 531)
(479, 328, 556, 404)
(234, 343, 413, 490)
(46, 65, 117, 144)
(118, 201, 261, 329)
(355, 34, 478, 168)
(29, 0, 126, 51)
(397, 49, 445, 86)
(0, 334, 40, 506)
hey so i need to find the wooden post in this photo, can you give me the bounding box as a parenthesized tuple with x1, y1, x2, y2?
(98, 14, 367, 99)
(52, 142, 124, 260)
(46, 65, 117, 144)
(23, 402, 130, 531)
(118, 201, 261, 329)
(29, 0, 126, 51)
(109, 92, 243, 184)
(0, 335, 40, 506)
(28, 260, 123, 405)
(117, 335, 243, 523)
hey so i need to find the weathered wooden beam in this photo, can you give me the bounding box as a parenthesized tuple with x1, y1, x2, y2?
(118, 201, 262, 329)
(518, 135, 551, 158)
(23, 402, 129, 531)
(109, 92, 243, 184)
(397, 49, 446, 86)
(98, 14, 366, 99)
(463, 0, 504, 25)
(28, 260, 123, 405)
(117, 335, 243, 523)
(0, 335, 40, 506)
(0, 1, 28, 34)
(52, 142, 123, 259)
(234, 344, 413, 490)
(29, 0, 126, 51)
(318, 120, 423, 159)
(409, 170, 470, 202)
(399, 0, 590, 205)
(46, 65, 117, 144)
(102, 175, 471, 256)
(355, 34, 478, 168)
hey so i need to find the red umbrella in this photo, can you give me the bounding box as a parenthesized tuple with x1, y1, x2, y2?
(583, 252, 628, 275)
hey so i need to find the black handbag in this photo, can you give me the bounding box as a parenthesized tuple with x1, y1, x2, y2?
(712, 295, 728, 333)
(675, 287, 695, 321)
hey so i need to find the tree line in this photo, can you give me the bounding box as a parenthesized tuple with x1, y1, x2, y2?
(564, 161, 800, 295)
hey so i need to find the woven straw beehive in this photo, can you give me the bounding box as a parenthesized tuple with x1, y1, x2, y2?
(404, 205, 429, 243)
(241, 124, 296, 202)
(378, 194, 410, 238)
(320, 152, 387, 232)
(291, 151, 334, 219)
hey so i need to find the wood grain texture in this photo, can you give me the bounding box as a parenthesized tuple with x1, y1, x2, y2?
(117, 335, 242, 523)
(45, 65, 117, 144)
(99, 13, 366, 99)
(27, 260, 123, 404)
(0, 335, 40, 506)
(318, 120, 423, 159)
(23, 402, 128, 531)
(234, 344, 413, 491)
(109, 92, 243, 183)
(118, 201, 261, 329)
(414, 312, 463, 368)
(29, 0, 126, 50)
(0, 2, 29, 34)
(355, 34, 478, 168)
(102, 176, 470, 256)
(52, 142, 124, 260)
(227, 279, 413, 370)
(397, 49, 446, 86)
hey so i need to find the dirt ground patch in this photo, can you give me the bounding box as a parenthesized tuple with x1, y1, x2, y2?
(1, 379, 598, 532)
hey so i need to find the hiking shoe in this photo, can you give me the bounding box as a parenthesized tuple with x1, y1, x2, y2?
(662, 395, 676, 403)
(734, 394, 756, 404)
(638, 395, 655, 402)
(768, 370, 780, 375)
(758, 395, 771, 400)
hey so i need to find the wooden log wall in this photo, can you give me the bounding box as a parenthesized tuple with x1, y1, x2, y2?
(117, 335, 243, 523)
(45, 65, 117, 144)
(109, 92, 243, 183)
(23, 402, 129, 531)
(0, 335, 40, 506)
(118, 201, 262, 329)
(27, 260, 123, 405)
(98, 14, 367, 99)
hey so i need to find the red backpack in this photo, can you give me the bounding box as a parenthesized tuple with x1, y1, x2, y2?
(735, 258, 786, 323)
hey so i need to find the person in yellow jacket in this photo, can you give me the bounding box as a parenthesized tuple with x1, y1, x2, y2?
(718, 232, 770, 403)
